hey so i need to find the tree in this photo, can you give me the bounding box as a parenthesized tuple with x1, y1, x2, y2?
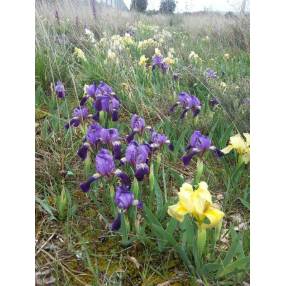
(130, 0, 148, 12)
(159, 0, 176, 14)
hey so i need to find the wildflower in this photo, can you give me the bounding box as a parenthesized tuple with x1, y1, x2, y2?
(169, 92, 201, 118)
(55, 81, 65, 98)
(115, 185, 141, 210)
(80, 149, 114, 192)
(152, 54, 169, 73)
(122, 33, 134, 45)
(221, 133, 250, 164)
(78, 124, 122, 160)
(85, 28, 95, 43)
(220, 82, 227, 88)
(164, 52, 175, 65)
(65, 106, 89, 129)
(80, 149, 130, 192)
(149, 131, 174, 151)
(209, 97, 219, 108)
(168, 182, 224, 229)
(181, 130, 224, 166)
(173, 72, 179, 81)
(189, 51, 199, 60)
(100, 128, 121, 159)
(92, 82, 120, 121)
(126, 114, 146, 143)
(139, 55, 148, 66)
(107, 49, 117, 60)
(155, 48, 161, 56)
(77, 123, 101, 161)
(74, 47, 87, 61)
(111, 185, 142, 231)
(205, 68, 217, 79)
(80, 83, 97, 106)
(121, 141, 150, 181)
(224, 53, 230, 60)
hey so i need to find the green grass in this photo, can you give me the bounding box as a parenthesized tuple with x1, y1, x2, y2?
(36, 1, 249, 285)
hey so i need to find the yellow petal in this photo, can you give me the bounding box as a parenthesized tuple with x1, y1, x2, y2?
(221, 144, 234, 154)
(201, 206, 224, 229)
(178, 183, 193, 212)
(229, 134, 247, 154)
(196, 182, 212, 205)
(243, 133, 250, 147)
(167, 203, 188, 222)
(191, 183, 212, 219)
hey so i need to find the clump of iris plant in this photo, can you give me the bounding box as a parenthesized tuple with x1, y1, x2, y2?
(80, 148, 130, 192)
(111, 185, 143, 231)
(65, 81, 121, 129)
(169, 92, 202, 119)
(77, 123, 122, 161)
(55, 81, 65, 98)
(182, 130, 224, 166)
(81, 81, 120, 121)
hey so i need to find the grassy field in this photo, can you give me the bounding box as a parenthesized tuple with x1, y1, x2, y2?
(35, 1, 250, 285)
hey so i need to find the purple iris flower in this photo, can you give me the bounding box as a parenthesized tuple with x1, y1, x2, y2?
(93, 95, 120, 122)
(95, 148, 115, 176)
(77, 123, 102, 160)
(55, 81, 65, 98)
(109, 96, 120, 121)
(100, 128, 121, 159)
(169, 92, 201, 118)
(86, 123, 102, 145)
(182, 130, 224, 166)
(205, 68, 217, 79)
(111, 213, 122, 231)
(110, 185, 143, 231)
(209, 97, 219, 108)
(79, 149, 115, 192)
(115, 185, 134, 209)
(152, 55, 169, 73)
(80, 83, 97, 106)
(65, 106, 90, 129)
(150, 131, 174, 151)
(95, 81, 113, 97)
(173, 73, 179, 81)
(122, 142, 150, 181)
(127, 114, 146, 143)
(86, 83, 97, 97)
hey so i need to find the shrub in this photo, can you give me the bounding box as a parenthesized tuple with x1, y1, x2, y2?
(130, 0, 148, 12)
(159, 0, 176, 14)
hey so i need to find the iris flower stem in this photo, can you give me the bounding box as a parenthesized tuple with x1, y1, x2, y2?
(197, 226, 207, 258)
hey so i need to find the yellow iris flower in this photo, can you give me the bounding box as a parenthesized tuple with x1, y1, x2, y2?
(221, 133, 250, 164)
(74, 47, 87, 61)
(168, 182, 224, 229)
(139, 55, 148, 66)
